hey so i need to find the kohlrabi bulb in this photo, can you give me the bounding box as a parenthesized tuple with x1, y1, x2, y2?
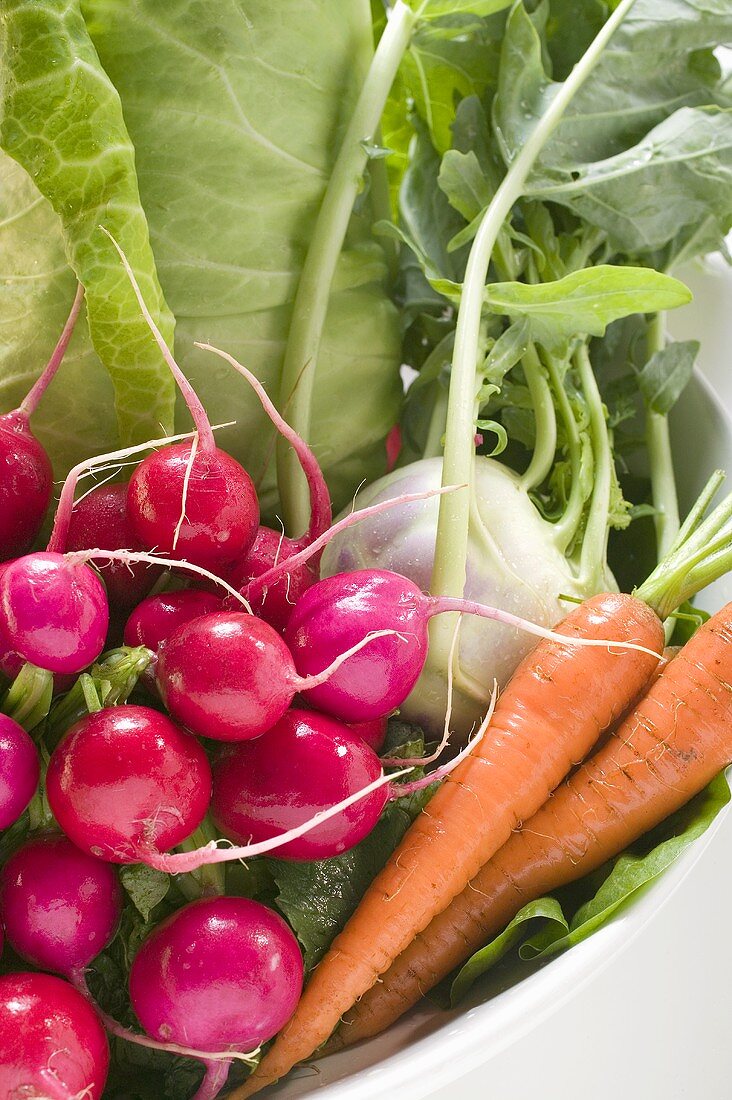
(321, 456, 615, 738)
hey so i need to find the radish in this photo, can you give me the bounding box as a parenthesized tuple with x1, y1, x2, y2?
(0, 971, 109, 1100)
(46, 704, 212, 864)
(0, 551, 109, 674)
(101, 230, 259, 570)
(211, 709, 387, 860)
(155, 610, 403, 742)
(195, 343, 332, 631)
(0, 285, 84, 562)
(0, 834, 122, 976)
(123, 589, 224, 652)
(346, 714, 388, 753)
(129, 897, 303, 1099)
(0, 713, 40, 828)
(65, 482, 162, 611)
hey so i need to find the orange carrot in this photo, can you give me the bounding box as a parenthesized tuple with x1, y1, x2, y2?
(330, 627, 731, 1046)
(233, 592, 664, 1097)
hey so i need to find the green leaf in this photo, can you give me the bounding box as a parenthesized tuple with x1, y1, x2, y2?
(119, 865, 171, 923)
(418, 0, 513, 17)
(531, 107, 732, 254)
(484, 267, 692, 348)
(637, 339, 699, 415)
(450, 897, 567, 1003)
(0, 0, 176, 447)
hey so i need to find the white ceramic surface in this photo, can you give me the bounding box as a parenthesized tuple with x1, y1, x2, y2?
(268, 256, 732, 1099)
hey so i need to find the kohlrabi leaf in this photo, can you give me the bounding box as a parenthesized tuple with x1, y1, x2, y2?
(400, 121, 468, 283)
(0, 0, 176, 446)
(450, 772, 730, 1004)
(416, 0, 513, 18)
(637, 339, 700, 415)
(483, 267, 692, 348)
(530, 107, 732, 254)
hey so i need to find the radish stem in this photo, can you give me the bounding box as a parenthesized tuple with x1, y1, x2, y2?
(18, 284, 85, 420)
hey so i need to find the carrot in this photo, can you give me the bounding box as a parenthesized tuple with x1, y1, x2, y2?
(232, 591, 665, 1097)
(330, 629, 731, 1047)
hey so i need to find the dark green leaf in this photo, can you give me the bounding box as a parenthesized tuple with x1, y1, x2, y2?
(120, 865, 171, 923)
(637, 339, 699, 415)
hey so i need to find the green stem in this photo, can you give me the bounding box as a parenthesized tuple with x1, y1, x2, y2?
(519, 343, 556, 491)
(430, 0, 639, 602)
(177, 818, 226, 900)
(276, 0, 419, 533)
(423, 388, 449, 459)
(645, 313, 680, 562)
(544, 351, 588, 552)
(576, 343, 611, 592)
(2, 664, 53, 732)
(369, 127, 399, 283)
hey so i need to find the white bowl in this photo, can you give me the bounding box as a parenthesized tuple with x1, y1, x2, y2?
(269, 257, 732, 1099)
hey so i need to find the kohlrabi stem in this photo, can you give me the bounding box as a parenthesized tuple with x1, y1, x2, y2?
(519, 343, 556, 491)
(576, 343, 612, 592)
(102, 227, 215, 452)
(423, 389, 449, 459)
(544, 351, 589, 552)
(645, 313, 680, 561)
(276, 0, 419, 534)
(18, 283, 85, 419)
(369, 126, 400, 282)
(195, 342, 332, 543)
(431, 0, 639, 603)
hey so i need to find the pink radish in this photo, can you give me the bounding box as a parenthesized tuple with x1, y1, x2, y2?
(0, 834, 122, 975)
(101, 230, 259, 570)
(155, 610, 401, 742)
(46, 704, 211, 864)
(211, 709, 386, 859)
(346, 715, 388, 752)
(65, 482, 162, 611)
(129, 896, 303, 1098)
(0, 971, 109, 1100)
(123, 589, 224, 653)
(0, 551, 108, 674)
(196, 343, 332, 631)
(284, 568, 660, 722)
(0, 285, 84, 562)
(0, 713, 40, 828)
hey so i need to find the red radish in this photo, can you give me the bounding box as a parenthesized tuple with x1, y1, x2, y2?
(0, 713, 40, 828)
(129, 896, 303, 1053)
(0, 971, 109, 1100)
(0, 285, 84, 562)
(65, 482, 162, 611)
(0, 551, 108, 674)
(0, 835, 122, 975)
(346, 715, 388, 753)
(155, 610, 401, 742)
(212, 709, 387, 859)
(196, 343, 332, 631)
(124, 589, 224, 652)
(46, 705, 211, 864)
(284, 568, 659, 723)
(101, 230, 259, 570)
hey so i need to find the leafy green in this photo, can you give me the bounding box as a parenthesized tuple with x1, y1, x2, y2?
(483, 267, 692, 348)
(637, 339, 699, 415)
(119, 865, 171, 923)
(451, 772, 731, 1002)
(0, 0, 176, 446)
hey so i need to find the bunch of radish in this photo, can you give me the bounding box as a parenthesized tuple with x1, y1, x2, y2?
(1, 242, 638, 1100)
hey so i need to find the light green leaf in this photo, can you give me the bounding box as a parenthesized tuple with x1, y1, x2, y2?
(637, 339, 699, 415)
(0, 0, 176, 446)
(418, 0, 513, 19)
(119, 865, 170, 923)
(450, 897, 567, 1004)
(484, 267, 692, 348)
